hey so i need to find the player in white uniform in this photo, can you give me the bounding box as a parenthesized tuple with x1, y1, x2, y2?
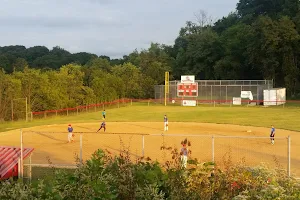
(164, 115, 168, 131)
(180, 143, 189, 168)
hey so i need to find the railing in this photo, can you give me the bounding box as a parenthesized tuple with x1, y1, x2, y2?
(30, 98, 131, 120)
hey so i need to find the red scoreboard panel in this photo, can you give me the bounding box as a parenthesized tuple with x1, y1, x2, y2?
(177, 83, 198, 97)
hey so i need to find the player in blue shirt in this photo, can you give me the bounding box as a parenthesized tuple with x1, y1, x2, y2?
(164, 114, 168, 131)
(67, 124, 74, 143)
(270, 125, 275, 145)
(97, 121, 106, 133)
(180, 143, 188, 168)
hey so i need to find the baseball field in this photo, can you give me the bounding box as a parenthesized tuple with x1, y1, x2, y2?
(1, 104, 300, 178)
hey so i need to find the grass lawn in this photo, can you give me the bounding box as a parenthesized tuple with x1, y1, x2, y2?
(1, 103, 300, 132)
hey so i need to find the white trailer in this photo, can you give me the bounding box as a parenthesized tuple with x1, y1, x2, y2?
(263, 88, 286, 106)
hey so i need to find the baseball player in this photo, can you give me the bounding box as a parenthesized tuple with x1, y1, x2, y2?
(97, 121, 106, 133)
(270, 125, 275, 145)
(180, 143, 189, 168)
(67, 124, 74, 143)
(164, 114, 168, 131)
(102, 110, 106, 119)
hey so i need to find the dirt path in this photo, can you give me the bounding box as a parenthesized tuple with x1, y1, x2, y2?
(1, 122, 299, 177)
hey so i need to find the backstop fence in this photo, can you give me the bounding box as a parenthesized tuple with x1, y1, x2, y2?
(18, 130, 298, 182)
(154, 80, 273, 104)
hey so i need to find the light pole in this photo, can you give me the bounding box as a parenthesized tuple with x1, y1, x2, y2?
(11, 97, 28, 122)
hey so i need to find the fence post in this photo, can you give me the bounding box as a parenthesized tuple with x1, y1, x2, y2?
(44, 112, 47, 119)
(148, 100, 150, 106)
(131, 99, 133, 106)
(80, 133, 83, 165)
(30, 112, 33, 121)
(142, 135, 145, 157)
(29, 154, 32, 183)
(20, 129, 23, 180)
(67, 109, 69, 116)
(287, 135, 291, 177)
(18, 158, 21, 179)
(77, 107, 79, 115)
(212, 135, 215, 163)
(214, 101, 215, 107)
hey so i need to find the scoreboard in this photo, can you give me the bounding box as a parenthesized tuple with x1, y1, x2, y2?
(177, 83, 198, 97)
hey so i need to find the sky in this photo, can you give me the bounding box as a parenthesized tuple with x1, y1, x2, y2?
(0, 0, 238, 58)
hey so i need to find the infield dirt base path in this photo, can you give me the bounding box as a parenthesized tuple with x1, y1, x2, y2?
(1, 122, 299, 177)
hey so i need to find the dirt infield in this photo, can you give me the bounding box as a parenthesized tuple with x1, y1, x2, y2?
(1, 122, 299, 177)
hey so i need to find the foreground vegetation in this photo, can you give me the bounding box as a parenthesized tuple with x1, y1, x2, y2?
(1, 146, 300, 200)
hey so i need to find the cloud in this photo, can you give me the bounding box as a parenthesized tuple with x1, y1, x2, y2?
(0, 0, 239, 58)
(0, 15, 124, 29)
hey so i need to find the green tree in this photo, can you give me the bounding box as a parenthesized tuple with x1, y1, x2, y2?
(112, 63, 144, 98)
(0, 70, 21, 120)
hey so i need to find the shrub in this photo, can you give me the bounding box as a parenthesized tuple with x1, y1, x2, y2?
(1, 147, 300, 199)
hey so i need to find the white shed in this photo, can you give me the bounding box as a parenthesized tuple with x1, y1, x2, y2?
(263, 88, 286, 106)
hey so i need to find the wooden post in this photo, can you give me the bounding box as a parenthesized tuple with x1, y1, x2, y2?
(30, 112, 33, 121)
(44, 112, 47, 119)
(67, 109, 69, 116)
(56, 110, 58, 117)
(77, 107, 79, 115)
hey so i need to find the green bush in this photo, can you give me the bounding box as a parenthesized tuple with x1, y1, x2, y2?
(1, 147, 300, 200)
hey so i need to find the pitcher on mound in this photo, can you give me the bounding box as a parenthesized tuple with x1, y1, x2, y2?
(164, 114, 168, 131)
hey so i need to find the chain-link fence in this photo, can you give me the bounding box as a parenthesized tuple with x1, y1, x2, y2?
(155, 80, 273, 104)
(19, 130, 298, 182)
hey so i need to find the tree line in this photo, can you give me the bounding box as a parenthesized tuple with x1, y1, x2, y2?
(1, 0, 300, 120)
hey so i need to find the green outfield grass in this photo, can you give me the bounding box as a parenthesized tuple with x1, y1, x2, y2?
(1, 103, 300, 132)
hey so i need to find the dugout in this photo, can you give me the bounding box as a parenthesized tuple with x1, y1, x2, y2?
(154, 80, 273, 104)
(0, 146, 34, 181)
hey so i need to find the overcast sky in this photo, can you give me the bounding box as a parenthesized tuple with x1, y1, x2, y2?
(0, 0, 238, 58)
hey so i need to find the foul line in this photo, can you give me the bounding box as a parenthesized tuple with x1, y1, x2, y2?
(24, 131, 149, 136)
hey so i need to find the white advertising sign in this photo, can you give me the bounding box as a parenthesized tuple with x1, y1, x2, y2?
(240, 91, 253, 101)
(182, 100, 197, 107)
(232, 97, 242, 105)
(181, 75, 195, 83)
